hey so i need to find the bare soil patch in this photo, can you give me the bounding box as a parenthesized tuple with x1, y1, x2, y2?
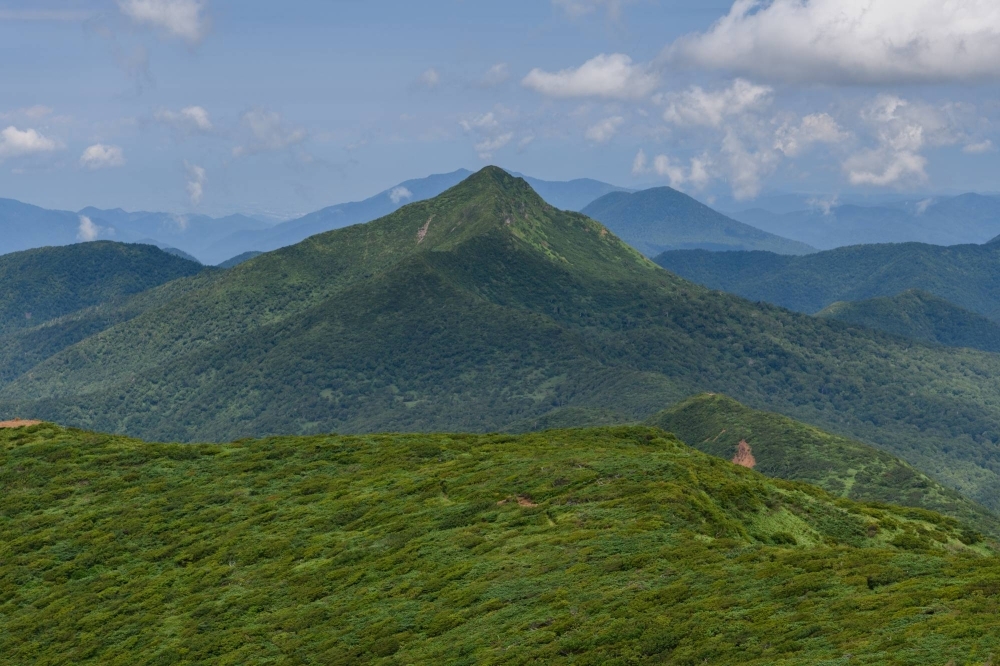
(732, 440, 756, 469)
(0, 419, 42, 429)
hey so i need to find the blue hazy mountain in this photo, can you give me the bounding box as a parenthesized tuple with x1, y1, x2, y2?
(582, 187, 815, 257)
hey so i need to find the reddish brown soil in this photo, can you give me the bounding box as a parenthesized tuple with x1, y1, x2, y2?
(732, 440, 757, 469)
(0, 419, 42, 429)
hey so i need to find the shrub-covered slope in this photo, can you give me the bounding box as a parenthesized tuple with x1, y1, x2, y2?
(0, 241, 204, 337)
(2, 423, 997, 665)
(582, 187, 814, 257)
(655, 243, 1000, 320)
(816, 289, 1000, 352)
(12, 169, 1000, 512)
(649, 394, 1000, 537)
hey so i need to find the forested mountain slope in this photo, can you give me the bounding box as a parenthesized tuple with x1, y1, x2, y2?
(655, 243, 1000, 320)
(817, 290, 1000, 352)
(8, 170, 1000, 513)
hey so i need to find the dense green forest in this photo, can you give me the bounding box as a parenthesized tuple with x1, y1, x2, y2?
(655, 243, 1000, 320)
(816, 290, 1000, 352)
(2, 422, 998, 664)
(0, 241, 205, 336)
(8, 169, 1000, 514)
(582, 187, 814, 257)
(649, 394, 1000, 537)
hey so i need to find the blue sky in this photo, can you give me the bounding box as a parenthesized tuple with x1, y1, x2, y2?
(2, 0, 1000, 217)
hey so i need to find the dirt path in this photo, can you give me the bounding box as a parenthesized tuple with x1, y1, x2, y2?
(0, 419, 42, 429)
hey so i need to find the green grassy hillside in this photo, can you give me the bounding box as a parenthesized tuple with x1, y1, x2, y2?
(655, 243, 1000, 320)
(0, 241, 205, 336)
(582, 187, 814, 257)
(2, 423, 998, 664)
(817, 290, 1000, 352)
(11, 169, 1000, 513)
(649, 394, 1000, 537)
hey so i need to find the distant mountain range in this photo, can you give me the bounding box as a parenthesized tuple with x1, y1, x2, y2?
(655, 242, 1000, 321)
(730, 193, 1000, 249)
(0, 170, 631, 266)
(583, 187, 814, 256)
(8, 168, 1000, 513)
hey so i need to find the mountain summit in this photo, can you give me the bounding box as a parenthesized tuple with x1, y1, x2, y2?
(9, 168, 1000, 515)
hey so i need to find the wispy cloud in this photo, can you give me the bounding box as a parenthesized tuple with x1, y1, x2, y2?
(185, 161, 206, 205)
(118, 0, 210, 44)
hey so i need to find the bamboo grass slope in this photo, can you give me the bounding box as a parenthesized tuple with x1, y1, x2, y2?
(2, 423, 999, 665)
(649, 394, 1000, 538)
(10, 168, 1000, 516)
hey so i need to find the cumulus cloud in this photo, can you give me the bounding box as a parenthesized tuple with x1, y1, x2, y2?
(77, 216, 105, 242)
(585, 116, 625, 143)
(0, 126, 58, 161)
(419, 68, 441, 88)
(522, 53, 658, 100)
(807, 195, 839, 215)
(721, 128, 781, 199)
(633, 149, 712, 191)
(774, 113, 849, 157)
(155, 106, 212, 133)
(632, 149, 648, 175)
(668, 0, 1000, 85)
(185, 161, 206, 205)
(841, 95, 957, 187)
(663, 79, 772, 128)
(389, 186, 413, 204)
(232, 110, 306, 157)
(118, 0, 209, 43)
(80, 144, 126, 170)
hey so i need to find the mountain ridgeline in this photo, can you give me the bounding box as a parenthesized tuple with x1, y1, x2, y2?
(817, 290, 1000, 352)
(656, 242, 1000, 321)
(10, 169, 1000, 514)
(582, 187, 814, 257)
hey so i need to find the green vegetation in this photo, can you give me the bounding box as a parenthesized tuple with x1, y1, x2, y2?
(817, 289, 1000, 352)
(0, 241, 204, 337)
(649, 394, 1000, 537)
(655, 243, 1000, 320)
(10, 169, 1000, 515)
(582, 187, 814, 257)
(3, 422, 999, 664)
(217, 250, 264, 268)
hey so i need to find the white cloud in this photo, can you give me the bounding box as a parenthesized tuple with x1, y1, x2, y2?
(721, 128, 781, 200)
(77, 216, 104, 242)
(668, 0, 1000, 85)
(663, 79, 772, 128)
(460, 112, 499, 132)
(419, 68, 441, 88)
(916, 198, 935, 215)
(233, 110, 306, 157)
(155, 106, 212, 132)
(0, 126, 58, 161)
(807, 195, 838, 215)
(118, 0, 209, 43)
(774, 113, 849, 157)
(585, 116, 625, 143)
(80, 144, 126, 170)
(185, 162, 206, 205)
(481, 63, 510, 87)
(552, 0, 635, 19)
(522, 53, 658, 100)
(842, 95, 954, 187)
(389, 186, 413, 204)
(475, 133, 514, 160)
(964, 140, 995, 154)
(632, 149, 648, 175)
